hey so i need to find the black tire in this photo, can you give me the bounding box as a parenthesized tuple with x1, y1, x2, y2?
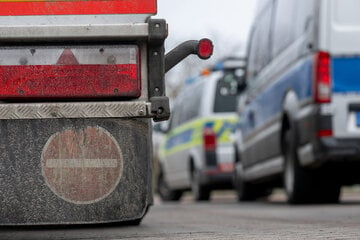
(191, 168, 210, 201)
(283, 128, 340, 204)
(234, 161, 272, 201)
(234, 161, 256, 201)
(284, 128, 314, 204)
(157, 170, 183, 202)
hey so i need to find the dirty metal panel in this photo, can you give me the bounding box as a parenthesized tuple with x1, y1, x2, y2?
(0, 0, 156, 25)
(0, 0, 157, 16)
(0, 118, 152, 225)
(0, 102, 150, 119)
(0, 45, 141, 99)
(0, 24, 149, 41)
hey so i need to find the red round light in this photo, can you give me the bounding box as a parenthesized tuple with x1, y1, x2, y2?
(197, 38, 213, 60)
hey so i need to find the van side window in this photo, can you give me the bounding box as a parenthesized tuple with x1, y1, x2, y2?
(173, 82, 204, 127)
(214, 74, 238, 113)
(294, 0, 315, 38)
(246, 2, 274, 83)
(272, 0, 296, 57)
(185, 83, 203, 121)
(170, 103, 182, 129)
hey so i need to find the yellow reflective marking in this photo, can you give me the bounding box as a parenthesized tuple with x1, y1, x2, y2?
(159, 116, 238, 158)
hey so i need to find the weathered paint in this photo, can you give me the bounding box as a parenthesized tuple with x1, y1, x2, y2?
(41, 126, 123, 204)
(0, 118, 152, 225)
(0, 0, 157, 16)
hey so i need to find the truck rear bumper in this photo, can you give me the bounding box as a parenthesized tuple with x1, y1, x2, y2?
(298, 137, 360, 166)
(297, 103, 360, 166)
(200, 170, 234, 190)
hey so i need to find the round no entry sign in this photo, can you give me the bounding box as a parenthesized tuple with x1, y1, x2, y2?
(41, 126, 123, 204)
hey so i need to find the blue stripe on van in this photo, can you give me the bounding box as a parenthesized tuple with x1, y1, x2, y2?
(332, 57, 360, 93)
(241, 57, 313, 136)
(165, 129, 193, 150)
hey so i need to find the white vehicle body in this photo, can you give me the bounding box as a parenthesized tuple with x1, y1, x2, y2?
(236, 0, 360, 204)
(158, 71, 239, 201)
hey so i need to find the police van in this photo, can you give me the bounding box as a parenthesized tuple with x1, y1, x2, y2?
(157, 63, 243, 201)
(235, 0, 360, 204)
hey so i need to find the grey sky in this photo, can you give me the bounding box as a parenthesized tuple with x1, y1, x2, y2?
(156, 0, 257, 90)
(157, 0, 257, 57)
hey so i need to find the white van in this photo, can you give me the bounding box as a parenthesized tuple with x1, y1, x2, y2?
(235, 0, 360, 204)
(157, 68, 241, 201)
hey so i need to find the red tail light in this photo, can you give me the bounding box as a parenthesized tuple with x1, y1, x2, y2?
(313, 51, 331, 103)
(203, 127, 216, 151)
(0, 45, 141, 99)
(317, 129, 333, 138)
(197, 39, 214, 60)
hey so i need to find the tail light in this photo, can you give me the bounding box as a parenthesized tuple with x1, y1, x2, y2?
(197, 39, 214, 60)
(0, 45, 141, 99)
(203, 126, 216, 151)
(313, 51, 331, 103)
(317, 129, 333, 138)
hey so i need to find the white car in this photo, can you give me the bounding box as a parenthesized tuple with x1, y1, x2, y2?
(157, 69, 241, 201)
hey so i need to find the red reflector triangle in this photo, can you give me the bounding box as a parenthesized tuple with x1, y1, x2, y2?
(57, 49, 79, 65)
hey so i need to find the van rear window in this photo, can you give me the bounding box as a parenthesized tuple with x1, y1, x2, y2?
(213, 74, 237, 113)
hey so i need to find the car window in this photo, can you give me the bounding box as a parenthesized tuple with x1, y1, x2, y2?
(294, 0, 315, 38)
(272, 0, 297, 57)
(213, 72, 238, 113)
(184, 82, 203, 121)
(246, 1, 274, 83)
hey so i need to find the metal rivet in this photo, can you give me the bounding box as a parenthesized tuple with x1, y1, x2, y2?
(114, 88, 119, 93)
(155, 23, 160, 28)
(139, 109, 145, 115)
(157, 107, 164, 114)
(153, 52, 158, 56)
(19, 57, 28, 65)
(18, 89, 24, 95)
(155, 87, 160, 92)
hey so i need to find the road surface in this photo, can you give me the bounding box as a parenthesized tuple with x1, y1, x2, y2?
(1, 190, 360, 239)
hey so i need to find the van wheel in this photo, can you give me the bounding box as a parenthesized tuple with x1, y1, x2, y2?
(191, 168, 210, 201)
(284, 128, 312, 204)
(234, 161, 256, 201)
(284, 129, 341, 204)
(157, 170, 183, 201)
(235, 161, 272, 201)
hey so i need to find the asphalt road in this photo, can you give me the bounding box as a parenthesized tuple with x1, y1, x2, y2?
(1, 190, 360, 240)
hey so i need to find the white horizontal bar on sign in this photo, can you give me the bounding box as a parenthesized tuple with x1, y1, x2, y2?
(46, 159, 118, 168)
(0, 24, 149, 41)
